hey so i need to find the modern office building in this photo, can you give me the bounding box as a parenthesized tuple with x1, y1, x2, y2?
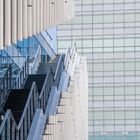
(57, 0, 140, 139)
(0, 0, 88, 140)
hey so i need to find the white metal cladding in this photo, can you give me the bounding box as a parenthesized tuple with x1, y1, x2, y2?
(0, 0, 75, 49)
(23, 0, 28, 39)
(12, 0, 17, 44)
(17, 0, 23, 41)
(5, 0, 11, 46)
(28, 0, 32, 37)
(0, 0, 3, 49)
(32, 0, 36, 35)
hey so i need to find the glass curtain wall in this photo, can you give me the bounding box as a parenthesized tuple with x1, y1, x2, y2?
(57, 0, 140, 139)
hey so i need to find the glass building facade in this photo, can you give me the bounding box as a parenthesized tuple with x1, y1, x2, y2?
(57, 0, 140, 139)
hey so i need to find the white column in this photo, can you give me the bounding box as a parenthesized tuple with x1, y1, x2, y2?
(46, 0, 50, 28)
(23, 0, 28, 39)
(32, 0, 37, 35)
(0, 0, 3, 49)
(11, 0, 17, 44)
(17, 0, 23, 41)
(36, 0, 40, 33)
(50, 0, 56, 27)
(43, 0, 46, 30)
(27, 0, 32, 37)
(5, 0, 11, 46)
(40, 0, 43, 32)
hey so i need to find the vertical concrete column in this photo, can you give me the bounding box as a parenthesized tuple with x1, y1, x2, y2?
(36, 0, 40, 33)
(17, 0, 23, 41)
(27, 0, 32, 37)
(11, 0, 17, 44)
(0, 0, 3, 49)
(32, 0, 37, 35)
(40, 0, 43, 32)
(43, 0, 47, 30)
(23, 0, 28, 39)
(50, 0, 55, 26)
(5, 0, 11, 46)
(46, 0, 50, 28)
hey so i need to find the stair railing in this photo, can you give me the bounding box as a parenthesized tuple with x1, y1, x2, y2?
(0, 110, 17, 140)
(0, 64, 12, 106)
(0, 54, 66, 139)
(14, 56, 29, 89)
(29, 45, 41, 74)
(0, 81, 39, 140)
(17, 82, 39, 140)
(64, 47, 70, 71)
(64, 47, 75, 73)
(54, 55, 64, 88)
(39, 70, 54, 112)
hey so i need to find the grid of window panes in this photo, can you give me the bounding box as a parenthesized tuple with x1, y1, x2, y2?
(57, 0, 140, 139)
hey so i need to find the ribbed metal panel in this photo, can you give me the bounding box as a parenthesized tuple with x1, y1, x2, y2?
(27, 0, 32, 37)
(36, 0, 40, 33)
(43, 0, 47, 30)
(40, 0, 43, 32)
(46, 0, 50, 28)
(12, 0, 17, 44)
(1, 0, 75, 48)
(32, 0, 37, 35)
(17, 0, 23, 41)
(0, 0, 3, 49)
(23, 0, 28, 38)
(5, 0, 11, 46)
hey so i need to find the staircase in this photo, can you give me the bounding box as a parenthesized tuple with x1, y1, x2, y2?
(0, 54, 64, 140)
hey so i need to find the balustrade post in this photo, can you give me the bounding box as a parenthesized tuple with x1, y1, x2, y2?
(16, 129, 19, 140)
(27, 107, 30, 132)
(11, 120, 16, 140)
(7, 117, 10, 140)
(19, 124, 23, 140)
(23, 117, 27, 139)
(1, 126, 5, 140)
(9, 65, 12, 90)
(30, 98, 33, 119)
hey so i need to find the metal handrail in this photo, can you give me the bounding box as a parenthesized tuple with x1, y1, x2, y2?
(64, 47, 69, 65)
(0, 64, 12, 105)
(39, 75, 49, 100)
(39, 69, 54, 112)
(18, 82, 38, 129)
(14, 56, 29, 89)
(54, 55, 63, 80)
(0, 65, 11, 86)
(0, 110, 17, 137)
